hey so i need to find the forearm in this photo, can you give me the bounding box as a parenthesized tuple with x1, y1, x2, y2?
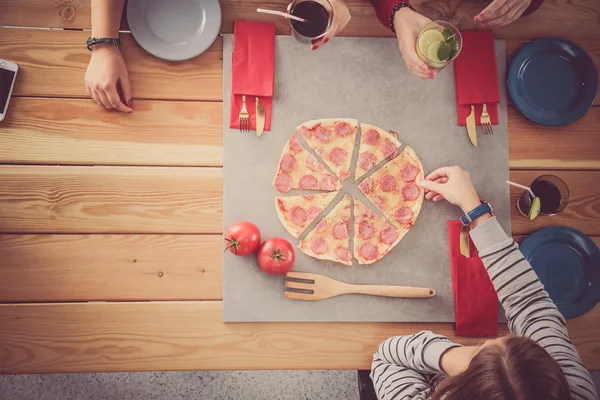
(91, 0, 125, 37)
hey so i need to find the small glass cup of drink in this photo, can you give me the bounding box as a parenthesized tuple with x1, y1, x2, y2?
(287, 0, 333, 44)
(517, 175, 570, 217)
(416, 21, 462, 69)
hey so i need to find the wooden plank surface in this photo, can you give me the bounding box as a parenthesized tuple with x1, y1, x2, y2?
(1, 302, 599, 373)
(2, 0, 599, 42)
(0, 97, 223, 167)
(509, 170, 600, 236)
(0, 166, 222, 234)
(0, 29, 222, 101)
(0, 235, 222, 302)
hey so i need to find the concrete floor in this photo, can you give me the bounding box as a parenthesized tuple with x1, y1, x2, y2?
(0, 370, 598, 400)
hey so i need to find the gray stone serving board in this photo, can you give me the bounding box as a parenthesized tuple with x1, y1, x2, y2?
(222, 36, 510, 322)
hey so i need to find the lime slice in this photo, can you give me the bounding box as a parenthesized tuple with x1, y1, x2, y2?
(418, 29, 445, 54)
(528, 196, 541, 220)
(427, 41, 442, 62)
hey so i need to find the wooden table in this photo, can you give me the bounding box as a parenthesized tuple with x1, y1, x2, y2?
(0, 0, 599, 374)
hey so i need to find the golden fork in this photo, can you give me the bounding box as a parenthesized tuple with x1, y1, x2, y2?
(480, 104, 493, 135)
(238, 95, 250, 133)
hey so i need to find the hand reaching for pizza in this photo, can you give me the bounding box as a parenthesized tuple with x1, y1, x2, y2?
(474, 0, 532, 28)
(394, 8, 436, 80)
(311, 0, 351, 50)
(420, 166, 482, 213)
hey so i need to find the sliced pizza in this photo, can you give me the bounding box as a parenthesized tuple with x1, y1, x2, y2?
(275, 192, 339, 239)
(355, 123, 402, 180)
(353, 199, 408, 265)
(296, 118, 358, 181)
(358, 146, 425, 228)
(273, 133, 342, 193)
(299, 194, 353, 265)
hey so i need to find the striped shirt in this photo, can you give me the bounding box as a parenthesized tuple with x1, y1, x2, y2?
(370, 217, 598, 399)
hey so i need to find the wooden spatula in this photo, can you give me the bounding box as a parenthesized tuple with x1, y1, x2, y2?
(285, 272, 436, 301)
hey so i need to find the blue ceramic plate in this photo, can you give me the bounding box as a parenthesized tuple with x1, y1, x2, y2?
(508, 37, 598, 126)
(127, 0, 222, 61)
(520, 226, 600, 319)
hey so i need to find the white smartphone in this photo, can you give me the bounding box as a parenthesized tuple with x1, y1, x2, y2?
(0, 59, 18, 122)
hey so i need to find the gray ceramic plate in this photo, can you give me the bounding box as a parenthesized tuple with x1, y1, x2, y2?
(127, 0, 222, 61)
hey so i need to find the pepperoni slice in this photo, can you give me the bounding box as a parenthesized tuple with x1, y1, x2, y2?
(402, 182, 421, 201)
(306, 154, 324, 172)
(315, 126, 331, 143)
(297, 126, 310, 138)
(288, 134, 303, 153)
(318, 175, 338, 191)
(372, 195, 386, 210)
(394, 206, 414, 224)
(358, 177, 373, 194)
(299, 175, 318, 190)
(316, 218, 328, 233)
(334, 122, 352, 137)
(277, 199, 286, 212)
(359, 242, 378, 261)
(381, 138, 397, 159)
(379, 174, 397, 192)
(329, 147, 347, 166)
(307, 206, 322, 222)
(310, 237, 328, 255)
(358, 220, 375, 240)
(400, 163, 419, 182)
(335, 246, 352, 262)
(332, 222, 349, 240)
(379, 226, 399, 244)
(290, 206, 307, 226)
(358, 152, 377, 172)
(280, 153, 297, 172)
(339, 170, 350, 181)
(274, 173, 292, 193)
(364, 129, 380, 145)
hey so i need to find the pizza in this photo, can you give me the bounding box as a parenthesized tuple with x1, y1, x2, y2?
(353, 199, 408, 264)
(355, 123, 402, 180)
(275, 192, 339, 239)
(296, 118, 358, 182)
(358, 146, 424, 228)
(298, 194, 353, 265)
(273, 133, 342, 193)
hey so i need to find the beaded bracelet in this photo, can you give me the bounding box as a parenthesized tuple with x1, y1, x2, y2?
(86, 37, 121, 51)
(390, 2, 416, 33)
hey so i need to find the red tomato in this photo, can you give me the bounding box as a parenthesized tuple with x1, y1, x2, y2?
(257, 238, 295, 275)
(224, 222, 261, 256)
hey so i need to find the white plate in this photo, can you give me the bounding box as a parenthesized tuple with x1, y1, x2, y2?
(127, 0, 222, 61)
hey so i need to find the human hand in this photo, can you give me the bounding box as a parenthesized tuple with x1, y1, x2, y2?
(474, 0, 532, 28)
(420, 166, 481, 213)
(440, 346, 478, 376)
(394, 8, 436, 80)
(85, 45, 133, 112)
(311, 0, 351, 50)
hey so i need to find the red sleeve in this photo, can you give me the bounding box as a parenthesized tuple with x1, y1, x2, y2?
(370, 0, 407, 30)
(523, 0, 544, 16)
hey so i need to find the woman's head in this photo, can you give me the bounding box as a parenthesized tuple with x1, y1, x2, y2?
(432, 335, 572, 400)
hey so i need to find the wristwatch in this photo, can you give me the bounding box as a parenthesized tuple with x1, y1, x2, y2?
(460, 201, 493, 226)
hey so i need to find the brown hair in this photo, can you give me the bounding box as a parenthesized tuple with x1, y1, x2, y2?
(432, 335, 573, 400)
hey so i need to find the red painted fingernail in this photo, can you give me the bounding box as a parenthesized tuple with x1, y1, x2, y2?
(323, 37, 329, 44)
(420, 65, 427, 71)
(311, 45, 318, 50)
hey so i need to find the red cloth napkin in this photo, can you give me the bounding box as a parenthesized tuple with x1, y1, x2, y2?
(448, 220, 498, 337)
(454, 30, 499, 127)
(229, 20, 275, 131)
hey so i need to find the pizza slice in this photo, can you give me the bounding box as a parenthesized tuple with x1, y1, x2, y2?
(273, 133, 342, 193)
(275, 192, 339, 239)
(353, 199, 408, 265)
(299, 194, 353, 265)
(296, 118, 358, 181)
(358, 146, 425, 228)
(355, 123, 402, 180)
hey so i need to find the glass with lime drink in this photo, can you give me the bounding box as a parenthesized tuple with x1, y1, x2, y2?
(416, 21, 462, 69)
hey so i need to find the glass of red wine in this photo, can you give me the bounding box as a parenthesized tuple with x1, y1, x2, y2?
(517, 175, 570, 217)
(287, 0, 333, 44)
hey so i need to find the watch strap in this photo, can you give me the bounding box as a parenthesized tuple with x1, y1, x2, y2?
(460, 201, 493, 226)
(389, 2, 416, 33)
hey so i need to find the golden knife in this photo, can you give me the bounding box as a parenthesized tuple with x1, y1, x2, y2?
(466, 105, 477, 147)
(255, 97, 266, 137)
(459, 224, 470, 258)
